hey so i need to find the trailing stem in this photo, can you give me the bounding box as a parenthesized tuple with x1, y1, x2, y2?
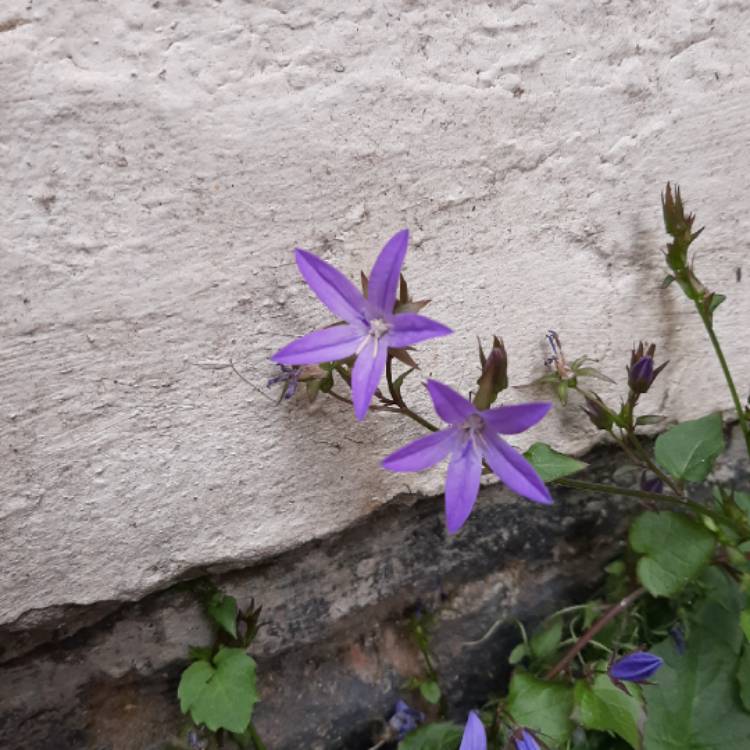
(545, 587, 647, 680)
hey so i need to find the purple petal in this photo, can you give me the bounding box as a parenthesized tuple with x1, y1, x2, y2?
(481, 402, 552, 435)
(295, 249, 366, 324)
(351, 336, 388, 420)
(514, 731, 541, 750)
(425, 380, 476, 425)
(388, 313, 453, 348)
(382, 428, 457, 472)
(482, 432, 552, 505)
(445, 437, 482, 533)
(610, 651, 664, 682)
(459, 711, 487, 750)
(366, 229, 409, 313)
(272, 324, 362, 365)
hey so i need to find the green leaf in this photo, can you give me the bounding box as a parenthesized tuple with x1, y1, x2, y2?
(708, 292, 726, 315)
(635, 414, 664, 426)
(178, 647, 258, 733)
(398, 723, 463, 750)
(738, 645, 750, 712)
(643, 568, 750, 748)
(506, 672, 575, 745)
(509, 642, 528, 665)
(575, 366, 616, 383)
(206, 593, 239, 639)
(741, 609, 750, 643)
(530, 616, 563, 662)
(629, 511, 715, 597)
(574, 674, 644, 749)
(524, 443, 588, 482)
(188, 646, 214, 662)
(654, 413, 725, 482)
(419, 680, 442, 705)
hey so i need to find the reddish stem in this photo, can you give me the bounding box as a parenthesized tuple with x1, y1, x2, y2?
(545, 587, 646, 680)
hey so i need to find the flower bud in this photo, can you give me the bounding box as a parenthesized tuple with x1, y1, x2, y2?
(640, 472, 663, 495)
(583, 395, 614, 431)
(513, 729, 541, 750)
(627, 342, 667, 395)
(474, 336, 508, 410)
(609, 650, 664, 683)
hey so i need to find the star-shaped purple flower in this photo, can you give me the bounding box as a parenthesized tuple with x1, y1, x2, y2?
(459, 711, 486, 750)
(382, 380, 553, 533)
(271, 230, 452, 420)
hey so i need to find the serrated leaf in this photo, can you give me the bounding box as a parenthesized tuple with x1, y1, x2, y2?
(506, 672, 575, 745)
(524, 443, 588, 482)
(643, 568, 750, 748)
(574, 674, 644, 749)
(419, 680, 441, 705)
(178, 647, 258, 733)
(654, 413, 724, 482)
(206, 593, 238, 639)
(629, 511, 715, 597)
(530, 616, 563, 662)
(398, 722, 463, 750)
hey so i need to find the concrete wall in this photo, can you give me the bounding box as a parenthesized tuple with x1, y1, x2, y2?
(2, 0, 750, 634)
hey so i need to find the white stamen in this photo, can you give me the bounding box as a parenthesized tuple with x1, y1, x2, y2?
(356, 318, 392, 359)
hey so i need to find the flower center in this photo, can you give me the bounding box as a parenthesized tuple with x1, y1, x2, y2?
(462, 413, 484, 434)
(369, 318, 391, 339)
(355, 317, 392, 358)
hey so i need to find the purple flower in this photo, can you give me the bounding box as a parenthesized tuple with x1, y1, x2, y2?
(609, 651, 664, 683)
(271, 230, 452, 420)
(267, 364, 301, 400)
(459, 711, 486, 750)
(388, 699, 424, 739)
(514, 730, 541, 750)
(382, 380, 552, 533)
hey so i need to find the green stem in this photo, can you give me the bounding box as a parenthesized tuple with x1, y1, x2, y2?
(553, 477, 738, 529)
(247, 722, 267, 750)
(385, 356, 439, 432)
(622, 430, 683, 496)
(697, 306, 750, 459)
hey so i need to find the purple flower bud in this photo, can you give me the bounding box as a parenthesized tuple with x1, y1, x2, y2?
(627, 342, 668, 395)
(514, 729, 541, 750)
(669, 625, 686, 655)
(388, 699, 424, 740)
(609, 650, 664, 683)
(640, 472, 664, 495)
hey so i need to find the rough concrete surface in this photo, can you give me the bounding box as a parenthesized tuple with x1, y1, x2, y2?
(0, 441, 635, 750)
(2, 0, 750, 629)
